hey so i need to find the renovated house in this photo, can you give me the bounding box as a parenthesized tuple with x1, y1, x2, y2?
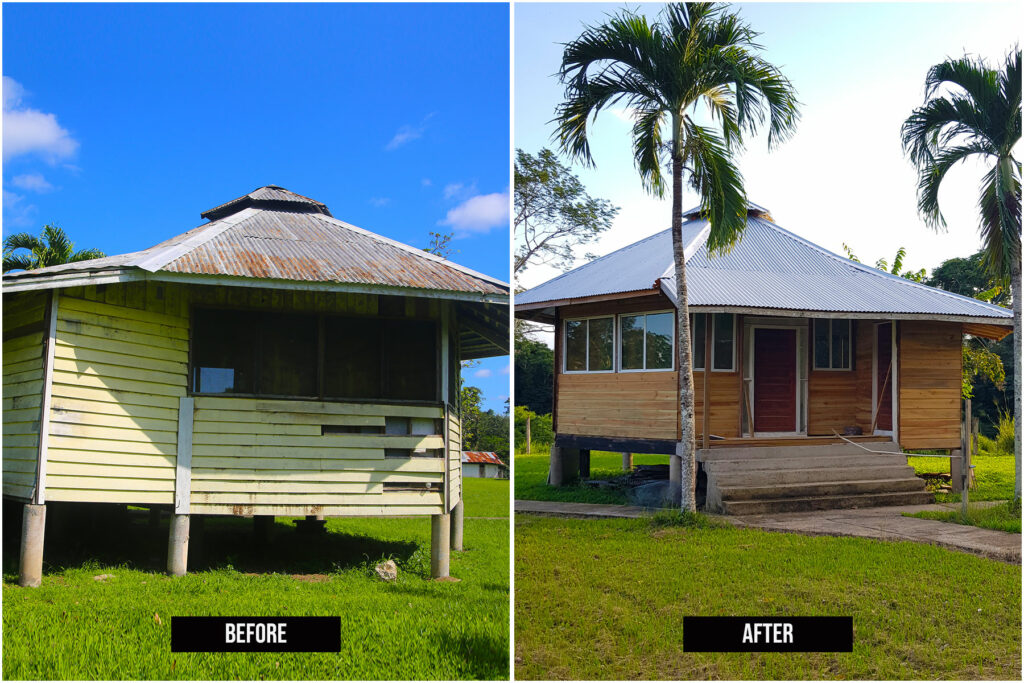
(3, 186, 509, 585)
(515, 204, 1012, 514)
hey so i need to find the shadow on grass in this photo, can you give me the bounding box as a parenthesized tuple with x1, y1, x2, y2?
(2, 502, 418, 579)
(437, 630, 509, 679)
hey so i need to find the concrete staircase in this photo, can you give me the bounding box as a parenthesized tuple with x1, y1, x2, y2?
(700, 442, 934, 515)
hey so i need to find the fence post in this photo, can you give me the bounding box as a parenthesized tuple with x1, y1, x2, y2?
(526, 415, 532, 454)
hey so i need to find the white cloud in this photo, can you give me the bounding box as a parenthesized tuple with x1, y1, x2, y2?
(439, 191, 510, 235)
(368, 197, 390, 207)
(473, 368, 493, 378)
(500, 363, 511, 375)
(2, 77, 79, 163)
(421, 178, 432, 187)
(384, 113, 435, 151)
(2, 189, 37, 227)
(11, 172, 54, 193)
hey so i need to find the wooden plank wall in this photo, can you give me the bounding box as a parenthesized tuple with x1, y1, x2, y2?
(447, 407, 462, 511)
(557, 372, 678, 440)
(3, 292, 48, 500)
(190, 396, 446, 516)
(44, 283, 189, 504)
(807, 321, 873, 435)
(694, 371, 741, 438)
(899, 321, 962, 449)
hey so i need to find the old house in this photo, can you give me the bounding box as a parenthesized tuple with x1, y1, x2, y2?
(515, 204, 1012, 514)
(461, 451, 508, 479)
(3, 186, 509, 586)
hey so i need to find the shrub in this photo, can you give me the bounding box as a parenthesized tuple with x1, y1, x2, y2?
(995, 411, 1016, 456)
(514, 405, 553, 450)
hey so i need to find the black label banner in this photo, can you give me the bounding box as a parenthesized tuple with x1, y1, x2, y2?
(682, 616, 853, 652)
(171, 616, 340, 652)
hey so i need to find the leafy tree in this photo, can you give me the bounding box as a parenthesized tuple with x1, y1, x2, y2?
(460, 385, 484, 447)
(514, 336, 554, 415)
(459, 384, 509, 458)
(514, 148, 619, 274)
(553, 2, 800, 509)
(423, 230, 455, 259)
(842, 244, 927, 282)
(901, 49, 1021, 499)
(3, 224, 105, 273)
(928, 250, 1009, 305)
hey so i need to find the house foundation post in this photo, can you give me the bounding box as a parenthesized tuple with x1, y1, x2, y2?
(579, 449, 591, 479)
(19, 504, 46, 588)
(430, 513, 451, 578)
(451, 500, 464, 552)
(254, 515, 273, 545)
(622, 452, 633, 471)
(951, 449, 963, 493)
(167, 514, 190, 577)
(669, 450, 683, 508)
(549, 444, 563, 485)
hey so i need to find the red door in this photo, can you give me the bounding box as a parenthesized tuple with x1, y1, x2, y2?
(876, 323, 893, 431)
(754, 328, 797, 432)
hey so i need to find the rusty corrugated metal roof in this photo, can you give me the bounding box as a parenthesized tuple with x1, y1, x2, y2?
(462, 451, 506, 466)
(201, 185, 331, 221)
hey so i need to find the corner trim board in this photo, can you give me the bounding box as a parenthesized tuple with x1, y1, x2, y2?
(33, 291, 59, 505)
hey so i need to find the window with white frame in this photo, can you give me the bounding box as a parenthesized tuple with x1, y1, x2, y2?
(564, 317, 614, 372)
(619, 311, 673, 370)
(813, 319, 852, 370)
(688, 312, 735, 371)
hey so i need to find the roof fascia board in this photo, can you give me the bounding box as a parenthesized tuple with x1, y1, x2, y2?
(2, 268, 143, 293)
(148, 271, 510, 304)
(514, 288, 663, 312)
(133, 207, 263, 273)
(315, 214, 509, 291)
(685, 304, 1011, 325)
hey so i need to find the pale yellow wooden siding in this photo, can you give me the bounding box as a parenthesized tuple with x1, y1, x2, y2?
(44, 284, 188, 504)
(447, 407, 462, 510)
(3, 292, 48, 500)
(190, 396, 446, 516)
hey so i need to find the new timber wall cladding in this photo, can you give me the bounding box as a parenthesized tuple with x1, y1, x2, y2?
(3, 291, 49, 501)
(44, 283, 189, 504)
(899, 321, 962, 450)
(807, 322, 873, 435)
(694, 371, 741, 438)
(557, 372, 679, 440)
(189, 397, 446, 516)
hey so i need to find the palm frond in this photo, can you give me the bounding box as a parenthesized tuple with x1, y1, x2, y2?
(977, 157, 1022, 280)
(2, 232, 43, 256)
(915, 141, 992, 230)
(681, 118, 747, 254)
(631, 106, 667, 196)
(69, 248, 106, 263)
(2, 254, 34, 273)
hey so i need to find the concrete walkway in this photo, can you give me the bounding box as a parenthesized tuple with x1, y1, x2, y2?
(514, 499, 1021, 563)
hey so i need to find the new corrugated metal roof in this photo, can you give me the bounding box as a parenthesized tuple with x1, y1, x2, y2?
(4, 186, 508, 297)
(517, 210, 1010, 321)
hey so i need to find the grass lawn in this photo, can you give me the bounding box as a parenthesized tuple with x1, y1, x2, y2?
(2, 478, 509, 680)
(515, 449, 668, 504)
(908, 500, 1022, 534)
(907, 453, 1016, 503)
(515, 515, 1022, 680)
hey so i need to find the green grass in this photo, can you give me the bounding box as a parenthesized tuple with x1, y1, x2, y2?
(514, 449, 669, 504)
(908, 453, 1016, 503)
(907, 500, 1021, 534)
(2, 478, 509, 680)
(515, 515, 1021, 680)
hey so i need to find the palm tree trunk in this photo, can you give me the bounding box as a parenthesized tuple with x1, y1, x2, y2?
(670, 115, 697, 512)
(1012, 257, 1021, 501)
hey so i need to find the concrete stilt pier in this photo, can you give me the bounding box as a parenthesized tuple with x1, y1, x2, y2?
(19, 504, 46, 588)
(451, 500, 464, 552)
(167, 514, 190, 577)
(622, 452, 633, 470)
(430, 513, 451, 578)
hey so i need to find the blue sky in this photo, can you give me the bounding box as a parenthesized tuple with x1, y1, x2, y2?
(516, 2, 1022, 337)
(3, 2, 511, 411)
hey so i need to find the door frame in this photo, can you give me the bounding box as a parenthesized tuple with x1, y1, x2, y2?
(747, 323, 805, 436)
(871, 321, 897, 436)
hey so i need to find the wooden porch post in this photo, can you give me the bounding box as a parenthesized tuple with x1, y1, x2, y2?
(702, 315, 712, 449)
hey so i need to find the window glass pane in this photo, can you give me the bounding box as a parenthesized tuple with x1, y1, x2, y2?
(588, 318, 614, 371)
(832, 319, 851, 369)
(712, 313, 734, 370)
(620, 315, 644, 370)
(383, 319, 437, 400)
(814, 319, 830, 368)
(324, 317, 382, 399)
(260, 312, 318, 396)
(645, 313, 673, 369)
(565, 320, 586, 371)
(691, 313, 706, 369)
(192, 309, 258, 394)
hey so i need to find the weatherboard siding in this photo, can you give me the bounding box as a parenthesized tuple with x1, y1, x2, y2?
(447, 407, 462, 511)
(807, 321, 874, 435)
(2, 292, 48, 500)
(44, 285, 189, 504)
(695, 370, 741, 439)
(189, 396, 446, 516)
(898, 321, 962, 450)
(558, 372, 679, 440)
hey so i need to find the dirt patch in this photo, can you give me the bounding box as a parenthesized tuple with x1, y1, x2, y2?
(291, 574, 330, 583)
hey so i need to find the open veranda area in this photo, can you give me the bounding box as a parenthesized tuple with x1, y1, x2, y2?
(514, 448, 1021, 679)
(2, 478, 509, 680)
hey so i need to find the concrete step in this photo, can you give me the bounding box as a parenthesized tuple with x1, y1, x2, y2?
(712, 464, 917, 487)
(699, 442, 899, 462)
(703, 454, 909, 474)
(720, 477, 927, 501)
(721, 490, 935, 515)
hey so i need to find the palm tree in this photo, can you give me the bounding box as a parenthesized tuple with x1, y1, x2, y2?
(2, 224, 105, 273)
(553, 2, 800, 510)
(901, 49, 1021, 501)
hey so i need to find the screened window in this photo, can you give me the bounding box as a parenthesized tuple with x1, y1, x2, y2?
(620, 312, 673, 370)
(690, 313, 707, 370)
(563, 317, 614, 372)
(813, 319, 852, 370)
(193, 308, 438, 400)
(712, 313, 736, 371)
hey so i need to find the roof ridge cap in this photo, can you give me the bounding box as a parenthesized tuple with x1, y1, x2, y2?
(313, 213, 509, 291)
(759, 217, 1011, 317)
(132, 207, 262, 273)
